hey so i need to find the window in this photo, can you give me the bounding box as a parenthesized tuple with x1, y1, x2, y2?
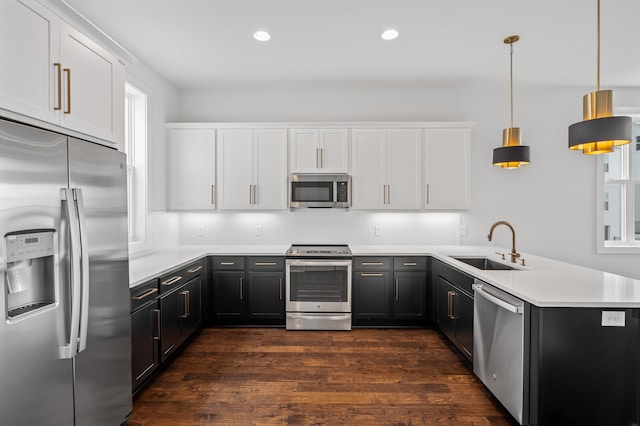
(124, 82, 147, 243)
(598, 116, 640, 253)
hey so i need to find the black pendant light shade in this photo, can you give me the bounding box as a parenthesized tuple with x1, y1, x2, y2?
(493, 145, 531, 169)
(569, 115, 632, 155)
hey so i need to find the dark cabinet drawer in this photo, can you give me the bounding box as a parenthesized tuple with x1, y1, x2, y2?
(353, 256, 391, 271)
(130, 278, 159, 312)
(211, 256, 245, 270)
(184, 259, 205, 280)
(433, 259, 474, 296)
(393, 257, 427, 271)
(247, 256, 284, 271)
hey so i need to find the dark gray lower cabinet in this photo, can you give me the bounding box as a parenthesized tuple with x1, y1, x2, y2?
(131, 259, 205, 393)
(433, 259, 473, 362)
(352, 256, 427, 326)
(528, 307, 640, 426)
(247, 271, 284, 320)
(210, 256, 285, 326)
(131, 299, 159, 390)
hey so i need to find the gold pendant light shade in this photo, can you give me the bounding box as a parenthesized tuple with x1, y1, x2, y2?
(568, 90, 632, 154)
(492, 35, 531, 169)
(568, 0, 631, 154)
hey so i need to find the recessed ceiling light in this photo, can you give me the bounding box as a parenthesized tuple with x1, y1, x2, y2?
(253, 30, 271, 42)
(381, 29, 399, 41)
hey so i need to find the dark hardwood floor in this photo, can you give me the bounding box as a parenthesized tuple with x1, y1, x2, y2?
(126, 328, 517, 425)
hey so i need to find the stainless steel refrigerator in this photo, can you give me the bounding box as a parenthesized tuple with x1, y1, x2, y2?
(0, 118, 132, 425)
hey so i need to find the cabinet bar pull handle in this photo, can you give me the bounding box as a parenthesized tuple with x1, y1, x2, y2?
(279, 278, 283, 300)
(316, 148, 319, 168)
(320, 148, 324, 168)
(220, 262, 235, 266)
(254, 262, 277, 266)
(361, 273, 383, 277)
(425, 184, 430, 205)
(395, 278, 399, 300)
(447, 291, 456, 319)
(240, 277, 244, 300)
(63, 68, 71, 114)
(253, 185, 257, 205)
(153, 309, 160, 340)
(403, 262, 417, 266)
(361, 262, 383, 266)
(249, 185, 253, 204)
(180, 291, 188, 318)
(211, 185, 215, 206)
(132, 288, 158, 300)
(162, 276, 182, 286)
(54, 63, 62, 110)
(383, 185, 387, 204)
(387, 185, 391, 205)
(187, 265, 203, 273)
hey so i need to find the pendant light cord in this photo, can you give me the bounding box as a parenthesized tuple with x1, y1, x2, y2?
(509, 40, 514, 128)
(597, 0, 600, 91)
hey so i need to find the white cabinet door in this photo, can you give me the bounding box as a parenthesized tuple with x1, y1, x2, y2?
(289, 129, 319, 173)
(425, 128, 470, 209)
(319, 129, 349, 173)
(351, 129, 386, 209)
(218, 129, 253, 210)
(0, 0, 59, 123)
(167, 128, 216, 210)
(254, 129, 287, 210)
(387, 129, 422, 210)
(289, 128, 349, 173)
(59, 22, 124, 145)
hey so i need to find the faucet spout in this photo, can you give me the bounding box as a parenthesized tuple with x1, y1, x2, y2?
(487, 221, 520, 263)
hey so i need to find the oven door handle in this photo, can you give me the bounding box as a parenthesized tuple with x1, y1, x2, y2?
(290, 315, 351, 321)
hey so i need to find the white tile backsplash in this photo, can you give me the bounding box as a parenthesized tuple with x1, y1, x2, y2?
(179, 210, 461, 247)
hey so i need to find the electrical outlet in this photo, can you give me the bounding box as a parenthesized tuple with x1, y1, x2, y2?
(255, 225, 263, 236)
(375, 226, 383, 236)
(196, 225, 204, 237)
(601, 311, 625, 327)
(460, 225, 468, 236)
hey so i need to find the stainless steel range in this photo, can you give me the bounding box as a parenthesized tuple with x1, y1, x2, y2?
(285, 244, 352, 330)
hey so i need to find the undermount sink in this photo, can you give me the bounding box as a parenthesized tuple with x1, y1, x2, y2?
(450, 256, 518, 271)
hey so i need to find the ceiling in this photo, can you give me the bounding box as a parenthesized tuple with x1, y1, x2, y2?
(61, 0, 640, 90)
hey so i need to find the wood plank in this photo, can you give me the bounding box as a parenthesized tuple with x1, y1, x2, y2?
(126, 328, 517, 425)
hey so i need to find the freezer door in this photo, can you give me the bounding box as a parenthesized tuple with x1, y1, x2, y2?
(0, 120, 75, 425)
(68, 138, 132, 425)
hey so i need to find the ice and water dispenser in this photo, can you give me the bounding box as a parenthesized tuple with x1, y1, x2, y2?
(5, 230, 58, 320)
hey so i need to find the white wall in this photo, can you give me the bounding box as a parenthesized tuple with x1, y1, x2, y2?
(175, 86, 640, 279)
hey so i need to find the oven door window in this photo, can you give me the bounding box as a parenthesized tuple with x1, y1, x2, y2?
(291, 182, 333, 202)
(288, 265, 348, 302)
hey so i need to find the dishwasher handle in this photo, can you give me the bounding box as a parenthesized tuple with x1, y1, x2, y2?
(472, 284, 523, 315)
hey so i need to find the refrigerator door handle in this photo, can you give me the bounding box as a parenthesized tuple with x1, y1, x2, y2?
(61, 188, 81, 359)
(73, 188, 90, 353)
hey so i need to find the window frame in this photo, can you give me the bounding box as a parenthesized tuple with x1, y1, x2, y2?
(124, 81, 148, 245)
(596, 108, 640, 254)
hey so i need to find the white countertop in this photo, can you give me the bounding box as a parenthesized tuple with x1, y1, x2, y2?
(129, 244, 640, 308)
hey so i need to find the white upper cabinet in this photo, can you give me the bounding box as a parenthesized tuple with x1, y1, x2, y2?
(0, 0, 124, 145)
(351, 129, 422, 210)
(167, 128, 216, 211)
(424, 128, 470, 209)
(289, 129, 349, 173)
(218, 129, 287, 210)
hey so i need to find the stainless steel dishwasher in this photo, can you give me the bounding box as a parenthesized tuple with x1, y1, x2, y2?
(473, 280, 526, 425)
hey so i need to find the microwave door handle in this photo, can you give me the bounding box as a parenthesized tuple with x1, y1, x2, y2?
(333, 181, 337, 202)
(73, 189, 90, 353)
(61, 189, 81, 359)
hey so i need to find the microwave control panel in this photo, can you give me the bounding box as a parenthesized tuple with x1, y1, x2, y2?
(336, 182, 349, 202)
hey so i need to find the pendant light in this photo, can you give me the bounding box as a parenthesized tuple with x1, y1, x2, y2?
(493, 35, 531, 169)
(568, 0, 631, 154)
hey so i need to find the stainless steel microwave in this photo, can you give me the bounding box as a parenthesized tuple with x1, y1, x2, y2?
(289, 174, 351, 208)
